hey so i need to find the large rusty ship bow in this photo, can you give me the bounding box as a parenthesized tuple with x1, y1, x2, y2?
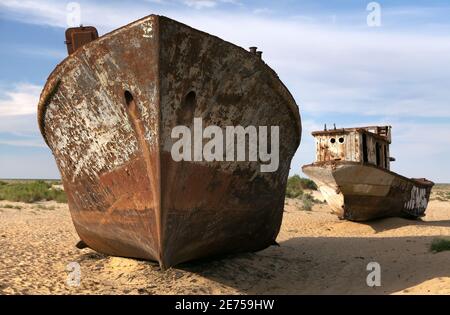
(37, 15, 301, 268)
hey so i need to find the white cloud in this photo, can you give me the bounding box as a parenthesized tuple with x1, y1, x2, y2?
(0, 138, 46, 148)
(16, 47, 66, 59)
(0, 153, 60, 179)
(183, 0, 241, 9)
(183, 0, 217, 9)
(0, 0, 243, 30)
(0, 115, 39, 135)
(0, 82, 45, 148)
(0, 0, 67, 27)
(0, 83, 41, 116)
(253, 8, 273, 15)
(1, 4, 448, 118)
(0, 0, 138, 29)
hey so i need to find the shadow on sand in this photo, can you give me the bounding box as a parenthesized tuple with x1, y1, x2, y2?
(177, 221, 450, 294)
(359, 217, 450, 233)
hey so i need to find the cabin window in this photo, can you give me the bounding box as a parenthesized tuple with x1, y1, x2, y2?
(362, 133, 368, 163)
(384, 145, 388, 168)
(376, 142, 381, 167)
(339, 137, 344, 143)
(330, 138, 336, 144)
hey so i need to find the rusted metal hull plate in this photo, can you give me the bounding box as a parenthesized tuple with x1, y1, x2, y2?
(302, 162, 434, 221)
(37, 15, 301, 268)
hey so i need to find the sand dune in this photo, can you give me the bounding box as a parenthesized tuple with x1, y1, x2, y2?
(1, 190, 450, 295)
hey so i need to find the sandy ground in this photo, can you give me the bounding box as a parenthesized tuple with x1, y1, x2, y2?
(1, 188, 450, 295)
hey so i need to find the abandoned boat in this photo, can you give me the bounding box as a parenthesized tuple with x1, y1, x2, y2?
(37, 15, 301, 268)
(302, 126, 433, 221)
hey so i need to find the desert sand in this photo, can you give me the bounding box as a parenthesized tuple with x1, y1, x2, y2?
(1, 188, 450, 295)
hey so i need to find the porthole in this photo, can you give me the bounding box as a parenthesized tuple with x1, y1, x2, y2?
(330, 138, 336, 144)
(339, 137, 344, 143)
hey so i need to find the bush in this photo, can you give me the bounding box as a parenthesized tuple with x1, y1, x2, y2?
(302, 194, 313, 211)
(285, 175, 318, 199)
(0, 180, 67, 203)
(286, 175, 304, 198)
(431, 238, 450, 253)
(299, 177, 318, 190)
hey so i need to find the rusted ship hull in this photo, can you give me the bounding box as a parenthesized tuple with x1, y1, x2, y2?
(302, 162, 433, 221)
(37, 15, 301, 268)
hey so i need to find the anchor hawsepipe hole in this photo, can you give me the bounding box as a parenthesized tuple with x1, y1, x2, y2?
(124, 90, 139, 118)
(184, 91, 196, 107)
(124, 90, 140, 131)
(124, 90, 134, 108)
(177, 91, 197, 125)
(123, 89, 149, 161)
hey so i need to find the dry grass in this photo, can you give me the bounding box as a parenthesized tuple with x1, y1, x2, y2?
(2, 204, 22, 210)
(0, 180, 66, 203)
(431, 238, 450, 253)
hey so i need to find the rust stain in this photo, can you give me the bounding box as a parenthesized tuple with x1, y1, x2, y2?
(303, 125, 434, 221)
(123, 90, 162, 262)
(65, 26, 99, 55)
(37, 15, 301, 268)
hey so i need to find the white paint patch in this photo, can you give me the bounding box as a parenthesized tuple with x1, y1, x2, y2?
(45, 61, 139, 182)
(142, 20, 153, 38)
(404, 186, 428, 212)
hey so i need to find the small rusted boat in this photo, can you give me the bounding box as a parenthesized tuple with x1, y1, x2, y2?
(37, 15, 301, 268)
(302, 126, 433, 221)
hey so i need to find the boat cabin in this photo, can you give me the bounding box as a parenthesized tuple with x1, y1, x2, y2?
(311, 125, 393, 170)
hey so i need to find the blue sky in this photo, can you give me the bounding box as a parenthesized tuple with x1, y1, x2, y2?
(0, 0, 449, 182)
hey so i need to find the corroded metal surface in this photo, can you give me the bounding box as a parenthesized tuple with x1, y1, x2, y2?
(303, 125, 433, 221)
(37, 15, 301, 268)
(312, 126, 391, 168)
(65, 26, 99, 55)
(303, 162, 434, 221)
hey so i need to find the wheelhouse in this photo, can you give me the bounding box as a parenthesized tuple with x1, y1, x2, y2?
(311, 125, 393, 170)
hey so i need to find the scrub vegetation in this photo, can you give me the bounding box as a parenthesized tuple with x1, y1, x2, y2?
(285, 175, 321, 210)
(0, 180, 67, 203)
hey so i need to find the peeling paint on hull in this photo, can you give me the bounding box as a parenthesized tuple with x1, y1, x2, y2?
(302, 162, 434, 221)
(37, 15, 301, 268)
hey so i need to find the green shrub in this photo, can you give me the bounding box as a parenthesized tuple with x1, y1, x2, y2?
(302, 194, 313, 211)
(0, 180, 67, 203)
(299, 177, 318, 190)
(286, 175, 318, 199)
(286, 175, 304, 198)
(431, 238, 450, 253)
